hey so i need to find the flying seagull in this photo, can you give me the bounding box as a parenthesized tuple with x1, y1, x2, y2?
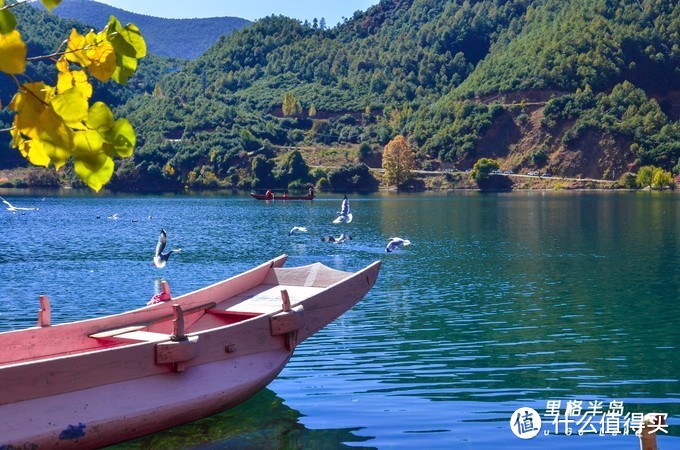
(153, 229, 182, 268)
(1, 195, 38, 212)
(386, 237, 411, 253)
(333, 195, 353, 224)
(289, 226, 308, 236)
(322, 233, 353, 244)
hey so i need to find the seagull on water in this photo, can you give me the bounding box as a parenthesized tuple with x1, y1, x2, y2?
(386, 237, 411, 252)
(153, 229, 182, 268)
(333, 195, 353, 224)
(289, 226, 308, 236)
(322, 233, 353, 244)
(1, 196, 38, 212)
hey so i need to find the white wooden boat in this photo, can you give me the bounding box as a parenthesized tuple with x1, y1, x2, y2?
(0, 255, 380, 448)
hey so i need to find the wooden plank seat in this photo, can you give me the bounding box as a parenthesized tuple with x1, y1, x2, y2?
(100, 330, 170, 342)
(89, 325, 147, 339)
(89, 302, 217, 341)
(208, 284, 324, 316)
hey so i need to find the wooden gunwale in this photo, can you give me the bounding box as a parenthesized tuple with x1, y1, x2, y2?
(0, 258, 381, 406)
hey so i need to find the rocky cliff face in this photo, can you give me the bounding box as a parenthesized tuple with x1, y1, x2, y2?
(470, 89, 679, 180)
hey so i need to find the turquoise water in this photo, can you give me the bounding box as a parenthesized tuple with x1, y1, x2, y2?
(0, 190, 678, 449)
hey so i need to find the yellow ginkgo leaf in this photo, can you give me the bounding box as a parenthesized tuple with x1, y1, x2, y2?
(86, 101, 115, 132)
(12, 106, 39, 142)
(0, 30, 27, 74)
(65, 29, 89, 67)
(10, 128, 51, 167)
(107, 118, 135, 158)
(20, 139, 52, 168)
(105, 17, 130, 52)
(51, 88, 89, 125)
(10, 82, 57, 140)
(41, 139, 73, 171)
(40, 0, 62, 13)
(111, 65, 134, 85)
(11, 82, 55, 109)
(37, 108, 74, 168)
(86, 38, 116, 82)
(57, 69, 93, 99)
(106, 18, 146, 59)
(56, 56, 69, 73)
(73, 139, 114, 192)
(0, 6, 17, 34)
(74, 128, 106, 155)
(120, 23, 146, 58)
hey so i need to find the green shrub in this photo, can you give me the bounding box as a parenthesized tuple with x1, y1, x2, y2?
(471, 158, 499, 183)
(358, 142, 372, 162)
(316, 177, 331, 191)
(617, 172, 637, 189)
(531, 149, 549, 167)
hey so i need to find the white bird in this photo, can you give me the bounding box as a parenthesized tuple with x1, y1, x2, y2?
(333, 195, 353, 224)
(289, 226, 308, 236)
(1, 195, 38, 212)
(322, 233, 353, 244)
(108, 213, 119, 220)
(153, 229, 182, 268)
(386, 237, 411, 252)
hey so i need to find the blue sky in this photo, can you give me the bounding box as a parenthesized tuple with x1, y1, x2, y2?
(95, 0, 380, 26)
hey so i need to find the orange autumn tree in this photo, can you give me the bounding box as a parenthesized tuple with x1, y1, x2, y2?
(382, 134, 415, 190)
(0, 0, 146, 191)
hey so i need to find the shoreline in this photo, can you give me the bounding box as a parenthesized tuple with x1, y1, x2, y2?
(0, 167, 667, 193)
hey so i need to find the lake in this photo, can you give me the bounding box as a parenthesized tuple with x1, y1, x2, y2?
(0, 189, 678, 449)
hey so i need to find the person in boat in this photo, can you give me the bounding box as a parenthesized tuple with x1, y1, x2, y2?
(308, 187, 315, 198)
(265, 189, 273, 200)
(283, 192, 288, 199)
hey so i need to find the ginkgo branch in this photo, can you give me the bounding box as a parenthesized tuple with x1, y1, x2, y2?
(0, 0, 33, 12)
(25, 34, 109, 62)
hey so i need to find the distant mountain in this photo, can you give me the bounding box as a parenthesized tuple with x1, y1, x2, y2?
(34, 0, 252, 59)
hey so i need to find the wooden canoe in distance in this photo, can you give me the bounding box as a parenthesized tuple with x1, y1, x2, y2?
(250, 193, 315, 200)
(0, 255, 380, 448)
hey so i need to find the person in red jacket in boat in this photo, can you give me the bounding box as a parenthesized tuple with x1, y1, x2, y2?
(265, 189, 273, 200)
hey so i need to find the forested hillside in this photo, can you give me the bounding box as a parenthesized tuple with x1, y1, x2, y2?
(33, 0, 252, 59)
(2, 0, 679, 191)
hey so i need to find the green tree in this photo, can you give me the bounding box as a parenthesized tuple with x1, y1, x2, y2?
(251, 154, 274, 188)
(651, 168, 674, 189)
(358, 142, 372, 162)
(282, 92, 301, 117)
(240, 129, 260, 152)
(382, 135, 415, 189)
(275, 149, 309, 187)
(328, 162, 378, 191)
(470, 158, 500, 184)
(636, 166, 654, 188)
(637, 165, 674, 189)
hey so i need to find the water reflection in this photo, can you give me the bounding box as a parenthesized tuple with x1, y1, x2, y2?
(109, 388, 374, 449)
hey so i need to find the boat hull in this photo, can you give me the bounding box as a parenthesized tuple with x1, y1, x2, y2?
(250, 193, 314, 200)
(1, 351, 291, 448)
(0, 256, 381, 448)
